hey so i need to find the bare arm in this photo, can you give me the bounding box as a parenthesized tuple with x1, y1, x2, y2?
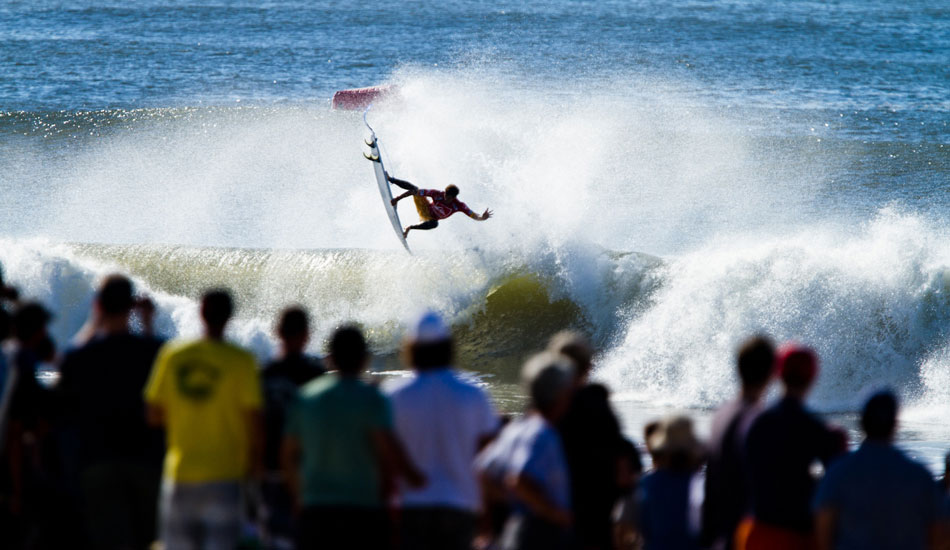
(815, 507, 838, 550)
(466, 208, 493, 221)
(508, 473, 572, 528)
(371, 429, 426, 488)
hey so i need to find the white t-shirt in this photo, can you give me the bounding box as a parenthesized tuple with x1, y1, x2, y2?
(384, 368, 499, 511)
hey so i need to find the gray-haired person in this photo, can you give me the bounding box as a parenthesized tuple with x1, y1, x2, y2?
(476, 351, 576, 550)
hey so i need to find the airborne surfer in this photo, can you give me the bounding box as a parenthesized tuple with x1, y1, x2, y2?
(387, 174, 493, 239)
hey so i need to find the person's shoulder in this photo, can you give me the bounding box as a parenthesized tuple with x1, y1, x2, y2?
(746, 404, 780, 442)
(381, 372, 417, 396)
(215, 340, 258, 369)
(527, 416, 560, 448)
(712, 398, 743, 422)
(821, 448, 858, 480)
(61, 341, 90, 363)
(159, 337, 200, 356)
(222, 340, 255, 358)
(299, 372, 337, 398)
(892, 448, 938, 484)
(265, 355, 324, 383)
(572, 382, 608, 403)
(446, 370, 493, 399)
(109, 333, 165, 355)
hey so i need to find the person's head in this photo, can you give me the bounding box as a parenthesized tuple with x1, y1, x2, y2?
(276, 306, 310, 354)
(404, 311, 453, 371)
(13, 302, 51, 348)
(861, 389, 898, 442)
(521, 351, 575, 421)
(96, 274, 135, 317)
(445, 185, 460, 200)
(737, 335, 775, 397)
(645, 415, 705, 472)
(776, 343, 819, 397)
(329, 325, 368, 375)
(201, 289, 233, 337)
(548, 330, 594, 379)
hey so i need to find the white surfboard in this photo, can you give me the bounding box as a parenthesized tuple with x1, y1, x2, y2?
(363, 111, 411, 253)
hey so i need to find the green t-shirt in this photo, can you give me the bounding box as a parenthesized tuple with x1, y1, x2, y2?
(286, 373, 393, 508)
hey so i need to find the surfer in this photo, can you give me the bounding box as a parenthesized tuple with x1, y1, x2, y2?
(387, 174, 493, 238)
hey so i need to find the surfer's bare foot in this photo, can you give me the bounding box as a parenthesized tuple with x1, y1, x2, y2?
(403, 228, 410, 239)
(391, 198, 398, 207)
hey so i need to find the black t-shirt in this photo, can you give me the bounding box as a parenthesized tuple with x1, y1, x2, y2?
(58, 333, 165, 469)
(745, 396, 843, 532)
(557, 383, 624, 548)
(262, 353, 325, 471)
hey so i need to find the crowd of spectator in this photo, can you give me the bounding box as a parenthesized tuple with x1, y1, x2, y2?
(0, 264, 948, 550)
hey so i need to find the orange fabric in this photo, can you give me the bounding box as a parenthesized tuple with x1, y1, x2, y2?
(734, 518, 816, 550)
(413, 195, 436, 221)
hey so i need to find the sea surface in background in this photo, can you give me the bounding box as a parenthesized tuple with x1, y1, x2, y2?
(1, 0, 948, 471)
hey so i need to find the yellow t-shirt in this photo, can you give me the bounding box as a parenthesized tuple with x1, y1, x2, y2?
(144, 338, 262, 483)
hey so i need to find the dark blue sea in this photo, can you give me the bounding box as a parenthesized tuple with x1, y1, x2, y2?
(1, 0, 948, 469)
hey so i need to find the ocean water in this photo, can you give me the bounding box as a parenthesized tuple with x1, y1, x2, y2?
(1, 1, 948, 470)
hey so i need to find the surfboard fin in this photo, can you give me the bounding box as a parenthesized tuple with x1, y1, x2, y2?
(363, 152, 380, 162)
(364, 137, 376, 147)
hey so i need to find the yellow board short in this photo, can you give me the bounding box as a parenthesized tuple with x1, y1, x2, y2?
(413, 195, 436, 221)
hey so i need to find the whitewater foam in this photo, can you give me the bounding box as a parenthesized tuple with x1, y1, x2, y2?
(598, 209, 950, 415)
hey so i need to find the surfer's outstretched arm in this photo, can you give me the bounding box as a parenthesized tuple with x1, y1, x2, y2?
(464, 206, 494, 221)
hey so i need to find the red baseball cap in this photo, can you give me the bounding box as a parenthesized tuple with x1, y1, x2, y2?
(776, 343, 819, 387)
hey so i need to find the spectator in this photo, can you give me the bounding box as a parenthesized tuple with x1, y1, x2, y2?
(384, 311, 499, 550)
(942, 452, 950, 547)
(281, 325, 424, 550)
(637, 416, 705, 550)
(0, 302, 61, 547)
(814, 390, 942, 550)
(944, 452, 950, 494)
(0, 271, 16, 444)
(738, 344, 846, 550)
(261, 306, 324, 548)
(702, 335, 775, 550)
(476, 351, 575, 550)
(144, 289, 264, 550)
(611, 438, 645, 550)
(58, 274, 165, 550)
(5, 303, 54, 515)
(550, 330, 625, 550)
